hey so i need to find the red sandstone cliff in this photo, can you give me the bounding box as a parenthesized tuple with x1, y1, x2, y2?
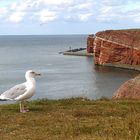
(113, 74, 140, 99)
(87, 34, 94, 53)
(91, 29, 140, 71)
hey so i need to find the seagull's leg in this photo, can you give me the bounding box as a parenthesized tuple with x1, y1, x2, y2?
(19, 101, 30, 113)
(23, 101, 25, 112)
(22, 101, 28, 112)
(20, 101, 23, 113)
(24, 101, 29, 112)
(20, 101, 29, 113)
(20, 101, 21, 112)
(20, 101, 26, 113)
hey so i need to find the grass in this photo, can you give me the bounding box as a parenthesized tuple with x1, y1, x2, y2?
(0, 98, 140, 140)
(100, 28, 140, 40)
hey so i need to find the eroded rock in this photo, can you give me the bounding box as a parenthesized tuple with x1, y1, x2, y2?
(113, 75, 140, 99)
(91, 29, 140, 70)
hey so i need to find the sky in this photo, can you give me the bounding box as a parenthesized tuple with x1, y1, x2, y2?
(0, 0, 140, 35)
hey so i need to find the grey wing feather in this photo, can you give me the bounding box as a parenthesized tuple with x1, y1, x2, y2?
(0, 84, 27, 100)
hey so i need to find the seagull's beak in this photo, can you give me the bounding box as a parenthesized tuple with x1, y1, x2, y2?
(35, 72, 41, 76)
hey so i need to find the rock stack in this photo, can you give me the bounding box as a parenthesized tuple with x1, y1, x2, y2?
(87, 29, 140, 71)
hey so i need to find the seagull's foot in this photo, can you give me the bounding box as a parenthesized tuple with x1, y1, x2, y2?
(24, 107, 30, 112)
(20, 109, 29, 113)
(25, 109, 30, 112)
(20, 110, 26, 113)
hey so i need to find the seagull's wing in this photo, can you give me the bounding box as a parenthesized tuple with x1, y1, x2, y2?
(0, 83, 27, 100)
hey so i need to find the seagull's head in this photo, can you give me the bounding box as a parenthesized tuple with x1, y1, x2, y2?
(25, 70, 41, 79)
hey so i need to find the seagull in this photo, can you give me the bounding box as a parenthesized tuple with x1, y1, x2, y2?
(0, 70, 41, 113)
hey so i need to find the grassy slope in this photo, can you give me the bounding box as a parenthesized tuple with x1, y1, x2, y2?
(0, 98, 140, 140)
(116, 28, 140, 32)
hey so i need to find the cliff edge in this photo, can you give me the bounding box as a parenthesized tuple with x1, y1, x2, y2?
(88, 29, 140, 71)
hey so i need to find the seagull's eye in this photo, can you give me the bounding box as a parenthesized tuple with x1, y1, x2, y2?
(31, 72, 35, 74)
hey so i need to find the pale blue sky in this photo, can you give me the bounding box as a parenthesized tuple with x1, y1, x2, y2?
(0, 0, 140, 35)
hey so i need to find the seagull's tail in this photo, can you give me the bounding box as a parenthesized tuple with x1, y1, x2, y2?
(0, 99, 7, 101)
(0, 95, 11, 101)
(0, 96, 7, 101)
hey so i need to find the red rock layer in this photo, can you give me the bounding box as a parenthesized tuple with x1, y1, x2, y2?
(93, 30, 140, 70)
(113, 75, 140, 99)
(87, 34, 94, 53)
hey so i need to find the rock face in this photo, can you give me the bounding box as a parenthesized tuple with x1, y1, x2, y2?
(113, 75, 140, 99)
(87, 34, 94, 53)
(93, 29, 140, 71)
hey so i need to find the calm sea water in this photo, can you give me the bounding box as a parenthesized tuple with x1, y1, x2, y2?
(0, 35, 139, 102)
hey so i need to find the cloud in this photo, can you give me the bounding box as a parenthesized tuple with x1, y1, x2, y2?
(126, 9, 140, 23)
(7, 1, 29, 23)
(1, 0, 140, 25)
(96, 0, 140, 23)
(37, 0, 73, 6)
(0, 7, 7, 17)
(63, 1, 94, 23)
(33, 0, 94, 23)
(4, 0, 92, 23)
(36, 9, 58, 23)
(78, 13, 93, 22)
(96, 5, 119, 22)
(0, 0, 94, 24)
(101, 0, 127, 6)
(8, 12, 26, 23)
(68, 2, 93, 11)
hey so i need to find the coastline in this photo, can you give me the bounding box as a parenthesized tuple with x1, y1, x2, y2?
(62, 48, 140, 71)
(96, 63, 140, 71)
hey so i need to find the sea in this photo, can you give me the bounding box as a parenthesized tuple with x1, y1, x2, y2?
(0, 35, 139, 102)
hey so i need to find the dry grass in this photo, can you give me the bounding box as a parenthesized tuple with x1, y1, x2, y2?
(0, 98, 140, 140)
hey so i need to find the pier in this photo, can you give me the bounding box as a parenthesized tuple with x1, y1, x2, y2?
(60, 48, 93, 56)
